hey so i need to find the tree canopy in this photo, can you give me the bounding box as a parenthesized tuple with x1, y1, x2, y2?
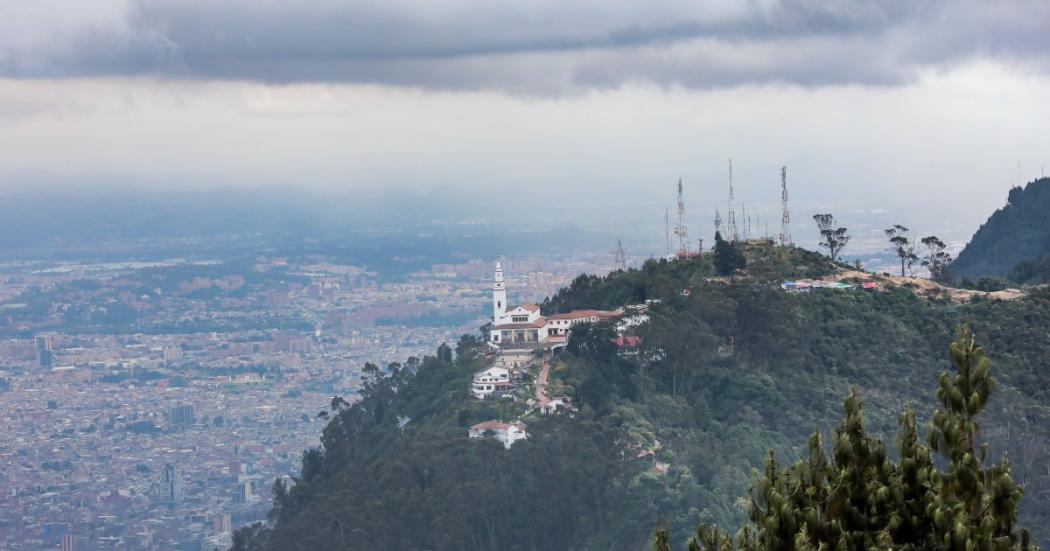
(656, 328, 1037, 550)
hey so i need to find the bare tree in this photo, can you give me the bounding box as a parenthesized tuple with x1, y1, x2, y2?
(920, 235, 952, 282)
(885, 225, 919, 277)
(812, 213, 851, 262)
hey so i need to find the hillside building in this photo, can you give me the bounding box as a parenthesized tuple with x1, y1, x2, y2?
(471, 366, 512, 399)
(468, 420, 528, 449)
(488, 260, 624, 348)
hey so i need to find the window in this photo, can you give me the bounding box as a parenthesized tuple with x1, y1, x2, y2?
(512, 315, 528, 323)
(497, 301, 501, 308)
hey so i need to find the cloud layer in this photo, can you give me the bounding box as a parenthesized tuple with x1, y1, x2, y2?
(2, 0, 1049, 92)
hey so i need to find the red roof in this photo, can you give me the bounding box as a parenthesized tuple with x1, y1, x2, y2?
(611, 335, 643, 348)
(493, 316, 548, 330)
(548, 309, 620, 320)
(471, 420, 512, 431)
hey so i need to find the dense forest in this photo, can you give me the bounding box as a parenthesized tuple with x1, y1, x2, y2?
(235, 246, 1050, 550)
(952, 177, 1050, 279)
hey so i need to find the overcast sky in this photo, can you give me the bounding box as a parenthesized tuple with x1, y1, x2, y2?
(2, 0, 1049, 244)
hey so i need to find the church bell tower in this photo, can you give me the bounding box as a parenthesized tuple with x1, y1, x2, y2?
(493, 259, 507, 322)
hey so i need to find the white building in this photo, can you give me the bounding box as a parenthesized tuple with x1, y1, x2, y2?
(488, 260, 624, 348)
(471, 366, 512, 399)
(468, 420, 528, 449)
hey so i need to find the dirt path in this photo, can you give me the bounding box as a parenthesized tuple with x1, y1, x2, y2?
(831, 269, 1025, 302)
(535, 360, 551, 409)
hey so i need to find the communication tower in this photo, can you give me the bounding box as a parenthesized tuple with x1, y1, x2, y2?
(614, 240, 628, 271)
(727, 159, 739, 242)
(780, 165, 792, 247)
(664, 209, 671, 257)
(674, 179, 689, 256)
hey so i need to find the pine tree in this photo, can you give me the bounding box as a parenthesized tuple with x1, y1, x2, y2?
(663, 327, 1038, 551)
(713, 231, 746, 276)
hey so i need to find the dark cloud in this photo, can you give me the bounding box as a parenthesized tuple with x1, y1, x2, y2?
(1, 0, 1048, 92)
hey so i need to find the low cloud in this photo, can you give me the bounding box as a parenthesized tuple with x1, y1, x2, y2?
(1, 0, 1048, 92)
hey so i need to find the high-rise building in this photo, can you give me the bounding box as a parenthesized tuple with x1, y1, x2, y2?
(213, 513, 232, 535)
(162, 463, 183, 503)
(236, 479, 254, 504)
(60, 533, 76, 551)
(168, 405, 196, 428)
(35, 334, 54, 368)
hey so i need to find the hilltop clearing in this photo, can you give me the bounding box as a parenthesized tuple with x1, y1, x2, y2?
(825, 269, 1025, 302)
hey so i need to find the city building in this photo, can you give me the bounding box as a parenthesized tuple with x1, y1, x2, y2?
(213, 513, 232, 535)
(236, 479, 254, 504)
(35, 334, 54, 368)
(162, 345, 183, 362)
(161, 463, 183, 504)
(168, 404, 196, 428)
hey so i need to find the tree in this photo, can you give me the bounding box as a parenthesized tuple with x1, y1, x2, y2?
(921, 235, 953, 282)
(667, 327, 1038, 550)
(812, 214, 850, 262)
(437, 342, 453, 364)
(712, 231, 746, 276)
(885, 224, 919, 277)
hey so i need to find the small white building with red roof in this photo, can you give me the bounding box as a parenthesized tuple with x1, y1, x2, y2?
(468, 420, 528, 448)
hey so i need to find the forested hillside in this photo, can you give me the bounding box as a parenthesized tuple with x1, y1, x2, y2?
(235, 247, 1050, 550)
(953, 177, 1050, 279)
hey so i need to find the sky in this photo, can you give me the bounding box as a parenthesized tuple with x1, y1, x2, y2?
(2, 0, 1050, 247)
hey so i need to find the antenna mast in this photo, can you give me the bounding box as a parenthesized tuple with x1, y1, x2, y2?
(714, 209, 723, 236)
(614, 240, 628, 271)
(674, 178, 689, 256)
(780, 165, 792, 247)
(664, 209, 671, 256)
(727, 159, 739, 242)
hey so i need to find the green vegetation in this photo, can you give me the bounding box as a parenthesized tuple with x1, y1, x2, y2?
(953, 177, 1050, 279)
(713, 232, 746, 276)
(813, 214, 850, 262)
(656, 328, 1036, 550)
(1009, 255, 1050, 286)
(237, 247, 1050, 550)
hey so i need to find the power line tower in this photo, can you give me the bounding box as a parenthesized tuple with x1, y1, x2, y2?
(674, 178, 689, 256)
(779, 165, 792, 247)
(614, 239, 628, 271)
(727, 159, 739, 242)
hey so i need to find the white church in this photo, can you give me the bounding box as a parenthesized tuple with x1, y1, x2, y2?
(488, 260, 623, 348)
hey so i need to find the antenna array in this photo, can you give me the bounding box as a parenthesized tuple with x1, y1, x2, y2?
(780, 165, 792, 247)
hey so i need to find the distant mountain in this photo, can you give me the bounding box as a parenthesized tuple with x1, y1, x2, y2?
(952, 177, 1050, 279)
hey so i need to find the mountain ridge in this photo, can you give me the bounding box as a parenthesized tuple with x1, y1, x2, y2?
(952, 177, 1050, 279)
(235, 246, 1050, 550)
